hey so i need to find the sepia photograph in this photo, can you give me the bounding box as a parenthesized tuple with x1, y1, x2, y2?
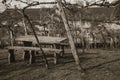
(0, 0, 120, 80)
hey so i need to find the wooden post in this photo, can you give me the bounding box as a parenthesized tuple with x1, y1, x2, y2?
(8, 49, 15, 64)
(54, 53, 58, 64)
(60, 45, 65, 57)
(29, 50, 36, 64)
(56, 0, 82, 71)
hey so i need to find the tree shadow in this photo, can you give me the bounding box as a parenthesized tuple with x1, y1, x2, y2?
(59, 52, 99, 64)
(79, 52, 99, 56)
(83, 58, 120, 71)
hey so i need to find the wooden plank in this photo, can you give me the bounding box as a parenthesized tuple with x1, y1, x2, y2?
(16, 36, 67, 44)
(7, 46, 62, 53)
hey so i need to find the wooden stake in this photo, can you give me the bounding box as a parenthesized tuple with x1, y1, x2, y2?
(56, 0, 82, 71)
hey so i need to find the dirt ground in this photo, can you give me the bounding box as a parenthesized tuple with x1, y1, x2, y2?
(0, 48, 120, 80)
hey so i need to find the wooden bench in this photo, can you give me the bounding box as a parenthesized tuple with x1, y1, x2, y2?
(6, 46, 62, 64)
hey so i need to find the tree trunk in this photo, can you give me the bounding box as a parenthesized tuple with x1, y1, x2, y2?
(81, 37, 85, 53)
(91, 32, 96, 48)
(10, 30, 13, 47)
(100, 31, 107, 48)
(56, 0, 82, 71)
(22, 18, 27, 36)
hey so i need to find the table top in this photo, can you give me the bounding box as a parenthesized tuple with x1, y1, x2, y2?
(15, 35, 67, 44)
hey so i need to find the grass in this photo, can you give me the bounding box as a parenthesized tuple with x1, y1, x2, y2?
(0, 48, 120, 80)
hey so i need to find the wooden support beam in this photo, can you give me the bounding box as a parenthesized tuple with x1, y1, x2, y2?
(29, 50, 36, 64)
(56, 0, 82, 71)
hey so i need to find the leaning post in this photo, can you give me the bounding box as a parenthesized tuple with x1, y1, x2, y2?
(56, 0, 83, 71)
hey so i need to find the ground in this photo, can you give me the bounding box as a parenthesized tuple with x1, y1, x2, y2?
(0, 48, 120, 80)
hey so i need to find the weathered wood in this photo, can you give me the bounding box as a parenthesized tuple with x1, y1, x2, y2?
(7, 46, 62, 64)
(8, 49, 15, 64)
(60, 45, 65, 57)
(7, 46, 62, 53)
(53, 53, 58, 64)
(52, 43, 64, 57)
(16, 36, 67, 44)
(56, 0, 82, 71)
(29, 50, 36, 64)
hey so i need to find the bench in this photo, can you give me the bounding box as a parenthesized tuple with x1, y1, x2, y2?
(6, 46, 62, 64)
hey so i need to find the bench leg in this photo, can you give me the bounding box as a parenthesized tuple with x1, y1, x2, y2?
(60, 46, 65, 57)
(23, 50, 30, 61)
(8, 49, 15, 64)
(29, 50, 36, 64)
(54, 53, 58, 64)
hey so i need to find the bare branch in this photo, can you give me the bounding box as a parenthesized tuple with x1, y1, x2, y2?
(22, 3, 49, 68)
(14, 5, 23, 16)
(16, 0, 57, 5)
(16, 0, 29, 5)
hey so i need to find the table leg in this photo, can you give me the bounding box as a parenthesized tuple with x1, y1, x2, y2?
(29, 50, 36, 64)
(8, 49, 15, 64)
(23, 50, 30, 61)
(60, 45, 65, 57)
(54, 53, 58, 64)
